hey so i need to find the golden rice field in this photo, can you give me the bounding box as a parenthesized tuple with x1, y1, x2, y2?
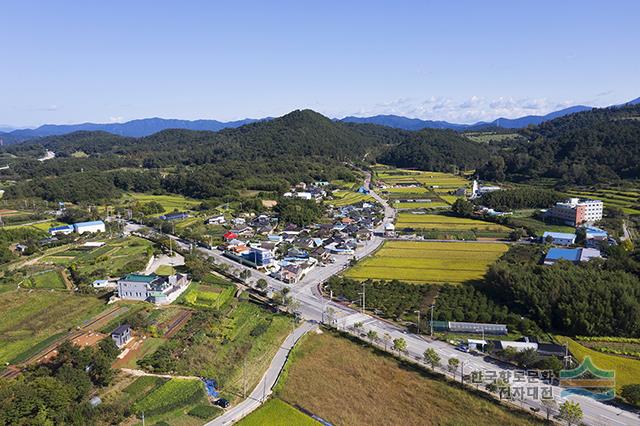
(345, 240, 508, 284)
(376, 168, 469, 189)
(394, 202, 449, 209)
(395, 213, 511, 232)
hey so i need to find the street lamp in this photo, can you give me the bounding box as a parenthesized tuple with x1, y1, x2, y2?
(430, 303, 435, 337)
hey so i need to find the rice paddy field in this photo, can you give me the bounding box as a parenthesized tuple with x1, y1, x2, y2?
(345, 240, 508, 284)
(568, 188, 640, 215)
(395, 213, 511, 234)
(0, 290, 105, 364)
(555, 336, 640, 392)
(394, 201, 449, 209)
(330, 190, 374, 206)
(275, 331, 543, 426)
(376, 168, 469, 190)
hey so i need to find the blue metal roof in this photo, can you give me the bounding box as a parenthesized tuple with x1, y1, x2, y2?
(546, 248, 581, 262)
(542, 231, 576, 240)
(49, 224, 73, 232)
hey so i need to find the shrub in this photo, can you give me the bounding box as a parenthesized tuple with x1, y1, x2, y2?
(187, 404, 220, 419)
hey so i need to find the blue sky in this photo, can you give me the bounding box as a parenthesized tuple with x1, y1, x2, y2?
(1, 0, 639, 127)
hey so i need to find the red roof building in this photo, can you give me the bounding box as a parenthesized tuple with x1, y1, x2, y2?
(223, 231, 238, 241)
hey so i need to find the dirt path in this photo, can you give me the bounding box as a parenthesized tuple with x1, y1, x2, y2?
(120, 368, 200, 380)
(60, 269, 73, 290)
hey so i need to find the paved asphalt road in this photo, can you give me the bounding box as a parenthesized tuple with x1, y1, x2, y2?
(164, 173, 639, 425)
(206, 321, 316, 425)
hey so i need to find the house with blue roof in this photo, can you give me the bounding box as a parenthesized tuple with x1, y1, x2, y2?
(542, 231, 576, 246)
(544, 247, 602, 265)
(48, 224, 74, 235)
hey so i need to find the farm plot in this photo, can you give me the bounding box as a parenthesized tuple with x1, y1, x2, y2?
(330, 190, 374, 206)
(129, 378, 219, 424)
(394, 201, 449, 209)
(27, 269, 67, 289)
(345, 241, 508, 284)
(396, 213, 511, 233)
(0, 290, 105, 364)
(42, 237, 153, 277)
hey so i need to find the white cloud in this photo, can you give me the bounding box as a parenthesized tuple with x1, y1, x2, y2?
(109, 116, 124, 123)
(348, 96, 583, 124)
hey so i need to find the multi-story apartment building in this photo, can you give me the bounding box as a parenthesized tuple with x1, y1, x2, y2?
(546, 198, 603, 226)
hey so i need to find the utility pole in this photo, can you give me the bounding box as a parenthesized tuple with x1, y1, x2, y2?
(141, 411, 145, 426)
(361, 282, 366, 314)
(460, 361, 465, 383)
(430, 303, 435, 337)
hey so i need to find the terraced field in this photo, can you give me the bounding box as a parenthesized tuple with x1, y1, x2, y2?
(568, 188, 640, 215)
(377, 169, 469, 190)
(395, 213, 511, 233)
(394, 202, 449, 209)
(124, 192, 201, 215)
(345, 241, 508, 284)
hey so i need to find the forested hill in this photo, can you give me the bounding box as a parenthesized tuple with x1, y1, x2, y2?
(481, 104, 640, 184)
(377, 128, 490, 171)
(3, 109, 487, 202)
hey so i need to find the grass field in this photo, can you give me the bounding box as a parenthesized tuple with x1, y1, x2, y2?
(396, 213, 511, 233)
(27, 269, 67, 289)
(330, 190, 373, 206)
(345, 240, 508, 284)
(237, 399, 319, 426)
(555, 336, 640, 392)
(155, 265, 176, 276)
(276, 332, 542, 426)
(0, 290, 105, 364)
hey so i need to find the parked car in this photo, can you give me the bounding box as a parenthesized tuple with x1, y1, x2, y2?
(456, 345, 470, 353)
(215, 398, 230, 409)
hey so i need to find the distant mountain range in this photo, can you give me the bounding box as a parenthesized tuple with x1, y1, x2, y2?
(1, 97, 638, 144)
(341, 97, 640, 131)
(0, 117, 267, 144)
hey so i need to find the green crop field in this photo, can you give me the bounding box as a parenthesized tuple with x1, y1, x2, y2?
(0, 290, 105, 364)
(237, 399, 319, 426)
(124, 192, 201, 214)
(345, 240, 508, 284)
(330, 190, 373, 206)
(383, 186, 429, 194)
(28, 269, 66, 289)
(182, 282, 235, 309)
(275, 331, 543, 426)
(133, 379, 206, 415)
(396, 213, 511, 232)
